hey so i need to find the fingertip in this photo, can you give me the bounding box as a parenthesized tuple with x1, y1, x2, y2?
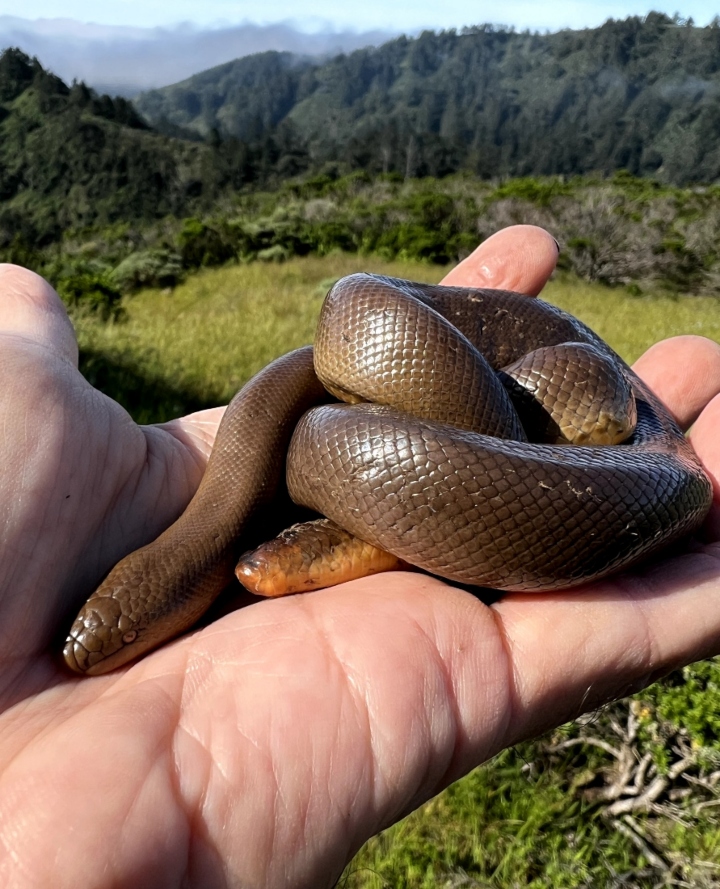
(0, 264, 78, 365)
(158, 406, 227, 463)
(633, 335, 720, 429)
(688, 392, 720, 539)
(440, 225, 559, 296)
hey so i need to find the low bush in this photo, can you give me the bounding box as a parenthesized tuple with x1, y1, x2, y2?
(13, 171, 720, 312)
(110, 248, 184, 292)
(177, 217, 237, 269)
(55, 268, 123, 320)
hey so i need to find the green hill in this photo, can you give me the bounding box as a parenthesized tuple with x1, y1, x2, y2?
(0, 48, 292, 249)
(135, 13, 720, 186)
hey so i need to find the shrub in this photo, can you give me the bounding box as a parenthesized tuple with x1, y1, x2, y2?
(177, 217, 237, 269)
(489, 176, 574, 207)
(55, 270, 123, 320)
(639, 660, 720, 758)
(110, 249, 183, 292)
(256, 244, 290, 262)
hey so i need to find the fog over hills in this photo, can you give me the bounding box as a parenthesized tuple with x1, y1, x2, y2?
(133, 15, 720, 188)
(0, 16, 399, 96)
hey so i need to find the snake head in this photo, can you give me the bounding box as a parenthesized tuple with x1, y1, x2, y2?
(63, 545, 233, 675)
(63, 593, 145, 675)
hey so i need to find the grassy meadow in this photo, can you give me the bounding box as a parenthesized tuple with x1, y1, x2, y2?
(73, 255, 720, 887)
(75, 255, 445, 424)
(74, 253, 720, 420)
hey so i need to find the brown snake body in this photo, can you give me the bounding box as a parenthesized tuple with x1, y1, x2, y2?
(64, 274, 713, 674)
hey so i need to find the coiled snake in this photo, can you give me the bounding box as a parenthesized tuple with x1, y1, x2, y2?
(64, 274, 713, 675)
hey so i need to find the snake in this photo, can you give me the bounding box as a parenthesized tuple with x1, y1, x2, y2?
(63, 273, 713, 675)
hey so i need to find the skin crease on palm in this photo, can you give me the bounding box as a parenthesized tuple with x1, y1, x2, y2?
(1, 227, 720, 888)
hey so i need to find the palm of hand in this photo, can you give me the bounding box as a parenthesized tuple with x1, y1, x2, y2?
(1, 228, 720, 888)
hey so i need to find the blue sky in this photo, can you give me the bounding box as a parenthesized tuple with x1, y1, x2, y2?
(7, 1, 720, 33)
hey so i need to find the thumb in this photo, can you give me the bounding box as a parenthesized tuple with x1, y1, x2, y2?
(441, 225, 559, 295)
(0, 265, 78, 364)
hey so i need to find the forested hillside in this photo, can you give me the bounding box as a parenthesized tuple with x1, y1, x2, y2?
(135, 12, 720, 186)
(5, 11, 720, 255)
(0, 48, 304, 249)
(5, 12, 720, 302)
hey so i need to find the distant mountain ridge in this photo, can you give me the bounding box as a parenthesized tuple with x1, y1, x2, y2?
(3, 12, 720, 255)
(137, 52, 314, 140)
(135, 12, 720, 185)
(0, 16, 398, 96)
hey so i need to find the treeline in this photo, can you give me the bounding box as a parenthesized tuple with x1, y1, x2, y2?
(5, 15, 720, 315)
(136, 12, 720, 186)
(0, 49, 310, 251)
(9, 169, 720, 318)
(6, 9, 720, 258)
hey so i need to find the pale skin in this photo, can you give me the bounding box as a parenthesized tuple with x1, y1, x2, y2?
(0, 225, 720, 888)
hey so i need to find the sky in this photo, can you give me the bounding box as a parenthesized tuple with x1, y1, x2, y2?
(3, 3, 719, 95)
(4, 1, 720, 33)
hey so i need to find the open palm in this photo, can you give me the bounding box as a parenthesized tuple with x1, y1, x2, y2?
(1, 226, 719, 889)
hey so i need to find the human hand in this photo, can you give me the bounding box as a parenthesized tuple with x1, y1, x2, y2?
(0, 225, 719, 888)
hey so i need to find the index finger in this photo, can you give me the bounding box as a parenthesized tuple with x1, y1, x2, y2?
(632, 335, 720, 430)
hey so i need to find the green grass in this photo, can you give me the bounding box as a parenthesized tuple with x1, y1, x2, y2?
(74, 254, 447, 422)
(546, 276, 720, 366)
(75, 257, 720, 425)
(342, 740, 720, 889)
(73, 255, 720, 886)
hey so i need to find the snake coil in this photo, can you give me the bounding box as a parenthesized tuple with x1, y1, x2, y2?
(64, 274, 713, 675)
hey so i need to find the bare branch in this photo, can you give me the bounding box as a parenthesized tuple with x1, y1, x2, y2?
(610, 817, 669, 873)
(547, 737, 623, 759)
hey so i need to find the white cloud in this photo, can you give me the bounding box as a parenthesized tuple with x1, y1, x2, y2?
(3, 3, 719, 96)
(7, 1, 720, 32)
(0, 17, 399, 94)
